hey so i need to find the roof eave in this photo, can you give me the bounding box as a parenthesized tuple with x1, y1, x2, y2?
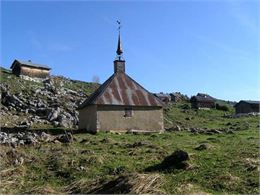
(10, 59, 19, 69)
(20, 64, 51, 70)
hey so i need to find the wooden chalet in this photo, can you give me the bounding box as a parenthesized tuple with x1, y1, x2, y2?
(10, 59, 51, 78)
(190, 93, 216, 109)
(234, 100, 260, 114)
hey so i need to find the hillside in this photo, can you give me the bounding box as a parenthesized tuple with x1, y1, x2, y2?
(0, 67, 99, 129)
(0, 67, 259, 194)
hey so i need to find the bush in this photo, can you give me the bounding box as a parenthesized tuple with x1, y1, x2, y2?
(180, 104, 191, 110)
(216, 103, 229, 111)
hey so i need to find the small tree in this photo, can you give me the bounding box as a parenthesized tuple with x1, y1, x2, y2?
(216, 103, 229, 111)
(92, 75, 100, 84)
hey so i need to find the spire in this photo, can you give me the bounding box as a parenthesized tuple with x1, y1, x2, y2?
(116, 20, 124, 61)
(116, 33, 123, 56)
(114, 20, 125, 73)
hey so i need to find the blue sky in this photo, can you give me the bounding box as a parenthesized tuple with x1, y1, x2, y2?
(1, 0, 260, 101)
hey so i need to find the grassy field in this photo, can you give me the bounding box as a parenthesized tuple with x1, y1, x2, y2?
(1, 104, 259, 194)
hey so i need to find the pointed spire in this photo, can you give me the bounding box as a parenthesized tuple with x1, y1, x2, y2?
(114, 20, 125, 73)
(116, 33, 123, 56)
(116, 20, 124, 60)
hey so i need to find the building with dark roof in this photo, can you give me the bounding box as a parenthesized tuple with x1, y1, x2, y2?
(10, 59, 51, 78)
(190, 93, 216, 109)
(234, 100, 260, 114)
(170, 92, 190, 102)
(154, 93, 171, 104)
(78, 31, 164, 132)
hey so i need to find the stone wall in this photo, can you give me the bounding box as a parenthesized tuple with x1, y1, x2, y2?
(78, 105, 97, 132)
(96, 105, 164, 132)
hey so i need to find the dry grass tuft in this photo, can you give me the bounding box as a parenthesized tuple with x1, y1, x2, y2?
(65, 173, 164, 194)
(26, 185, 60, 194)
(87, 173, 164, 194)
(176, 183, 211, 195)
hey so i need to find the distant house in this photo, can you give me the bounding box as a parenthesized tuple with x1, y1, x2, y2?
(190, 93, 216, 109)
(154, 93, 171, 104)
(234, 100, 260, 114)
(10, 59, 51, 79)
(78, 33, 164, 133)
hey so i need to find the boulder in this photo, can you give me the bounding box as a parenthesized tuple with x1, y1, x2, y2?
(36, 108, 50, 117)
(24, 134, 38, 145)
(56, 133, 73, 143)
(162, 150, 189, 165)
(40, 132, 54, 142)
(47, 108, 60, 122)
(146, 149, 190, 171)
(58, 114, 72, 128)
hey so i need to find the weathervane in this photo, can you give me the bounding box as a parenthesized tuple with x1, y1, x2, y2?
(116, 20, 124, 60)
(117, 20, 122, 32)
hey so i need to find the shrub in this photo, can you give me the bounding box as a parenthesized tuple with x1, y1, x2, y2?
(180, 104, 191, 110)
(216, 103, 229, 111)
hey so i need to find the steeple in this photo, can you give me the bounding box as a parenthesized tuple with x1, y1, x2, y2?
(116, 33, 123, 58)
(114, 20, 125, 73)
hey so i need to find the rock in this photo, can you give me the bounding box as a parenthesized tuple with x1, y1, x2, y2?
(80, 150, 95, 154)
(208, 129, 222, 134)
(148, 149, 190, 170)
(47, 108, 60, 121)
(80, 139, 90, 144)
(166, 125, 181, 131)
(28, 108, 36, 114)
(56, 133, 73, 143)
(195, 143, 211, 151)
(40, 132, 54, 142)
(163, 150, 189, 164)
(189, 127, 198, 133)
(20, 119, 31, 127)
(52, 121, 60, 127)
(2, 93, 25, 108)
(18, 140, 25, 146)
(58, 114, 72, 128)
(14, 156, 24, 166)
(66, 89, 78, 95)
(53, 140, 61, 144)
(24, 135, 38, 145)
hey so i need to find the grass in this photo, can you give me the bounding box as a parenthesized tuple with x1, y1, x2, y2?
(1, 118, 259, 194)
(164, 103, 258, 130)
